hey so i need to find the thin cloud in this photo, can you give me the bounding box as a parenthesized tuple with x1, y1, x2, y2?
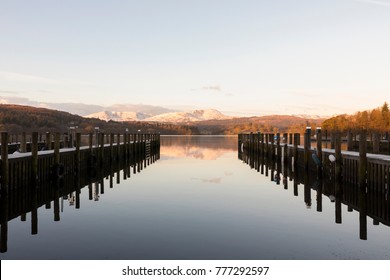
(201, 85, 222, 91)
(0, 71, 61, 85)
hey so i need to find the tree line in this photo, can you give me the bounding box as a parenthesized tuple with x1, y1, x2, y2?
(322, 102, 390, 133)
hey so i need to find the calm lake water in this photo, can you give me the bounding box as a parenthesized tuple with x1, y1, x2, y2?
(1, 135, 390, 260)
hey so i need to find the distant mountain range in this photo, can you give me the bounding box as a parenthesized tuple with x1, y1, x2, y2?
(84, 108, 233, 123)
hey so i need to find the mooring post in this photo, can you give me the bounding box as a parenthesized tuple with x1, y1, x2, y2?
(117, 133, 120, 161)
(75, 133, 81, 172)
(293, 133, 299, 168)
(304, 127, 311, 171)
(110, 133, 114, 163)
(21, 132, 27, 153)
(270, 133, 275, 161)
(359, 130, 367, 190)
(335, 131, 342, 183)
(373, 132, 380, 154)
(54, 133, 60, 165)
(31, 132, 38, 183)
(276, 133, 281, 164)
(89, 133, 93, 153)
(283, 133, 288, 164)
(347, 131, 353, 151)
(46, 132, 51, 150)
(1, 132, 9, 195)
(316, 127, 323, 178)
(101, 133, 106, 165)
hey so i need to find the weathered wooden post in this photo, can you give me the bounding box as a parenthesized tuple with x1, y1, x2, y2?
(99, 132, 104, 166)
(21, 132, 27, 153)
(1, 132, 9, 194)
(32, 132, 39, 183)
(54, 133, 60, 166)
(283, 133, 288, 164)
(359, 130, 367, 190)
(117, 133, 120, 161)
(293, 133, 299, 169)
(269, 133, 275, 161)
(373, 132, 380, 154)
(335, 132, 342, 184)
(316, 127, 323, 179)
(46, 132, 51, 150)
(110, 133, 114, 163)
(276, 133, 281, 164)
(347, 131, 353, 151)
(75, 133, 81, 173)
(304, 127, 311, 171)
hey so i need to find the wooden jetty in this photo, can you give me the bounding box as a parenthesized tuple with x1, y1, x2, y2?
(238, 129, 390, 240)
(0, 131, 160, 253)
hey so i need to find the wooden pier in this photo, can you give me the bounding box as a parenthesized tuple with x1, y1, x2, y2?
(238, 129, 390, 240)
(0, 131, 160, 253)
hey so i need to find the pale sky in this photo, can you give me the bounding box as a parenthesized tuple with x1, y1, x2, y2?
(1, 0, 389, 116)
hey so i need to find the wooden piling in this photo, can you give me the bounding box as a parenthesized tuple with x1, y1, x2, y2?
(316, 127, 323, 179)
(359, 131, 367, 191)
(75, 133, 81, 172)
(373, 133, 380, 154)
(304, 127, 311, 171)
(335, 132, 342, 184)
(54, 133, 60, 165)
(31, 132, 38, 183)
(347, 131, 353, 151)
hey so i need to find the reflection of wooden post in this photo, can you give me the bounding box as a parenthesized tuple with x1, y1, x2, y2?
(359, 185, 367, 240)
(54, 186, 60, 222)
(304, 172, 311, 208)
(0, 194, 8, 253)
(316, 180, 323, 212)
(31, 187, 38, 235)
(1, 132, 9, 194)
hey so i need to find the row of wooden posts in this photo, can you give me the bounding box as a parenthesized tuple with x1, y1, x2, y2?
(0, 131, 161, 195)
(238, 128, 389, 192)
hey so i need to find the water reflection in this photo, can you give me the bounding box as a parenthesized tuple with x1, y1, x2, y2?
(2, 136, 390, 259)
(0, 151, 159, 254)
(161, 135, 236, 160)
(239, 147, 390, 241)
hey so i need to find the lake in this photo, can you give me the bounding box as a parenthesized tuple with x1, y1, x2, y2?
(1, 135, 390, 260)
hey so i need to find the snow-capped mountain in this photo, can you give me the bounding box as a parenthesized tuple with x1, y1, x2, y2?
(144, 109, 233, 123)
(84, 111, 152, 122)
